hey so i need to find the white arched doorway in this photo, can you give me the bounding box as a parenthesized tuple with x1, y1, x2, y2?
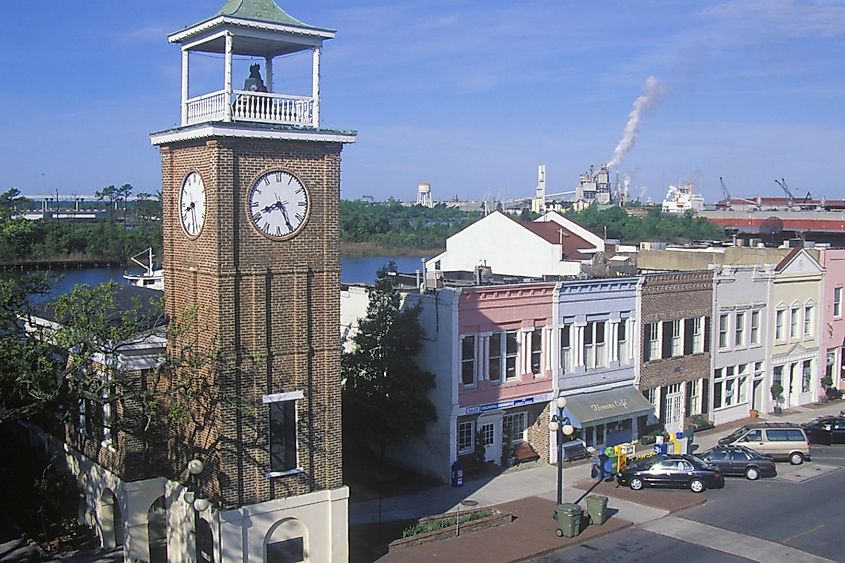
(99, 489, 123, 548)
(265, 518, 309, 563)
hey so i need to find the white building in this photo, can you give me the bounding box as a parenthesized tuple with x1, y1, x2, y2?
(426, 211, 604, 278)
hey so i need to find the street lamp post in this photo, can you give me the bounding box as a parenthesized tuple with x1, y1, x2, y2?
(548, 396, 575, 512)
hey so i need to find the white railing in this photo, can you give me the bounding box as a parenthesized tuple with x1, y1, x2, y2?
(232, 90, 314, 126)
(184, 90, 316, 127)
(185, 90, 228, 125)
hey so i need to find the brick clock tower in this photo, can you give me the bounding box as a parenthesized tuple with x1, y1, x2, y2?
(150, 1, 355, 561)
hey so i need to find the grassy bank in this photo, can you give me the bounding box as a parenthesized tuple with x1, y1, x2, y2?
(341, 241, 443, 257)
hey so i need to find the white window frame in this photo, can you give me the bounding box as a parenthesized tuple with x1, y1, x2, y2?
(559, 324, 571, 374)
(670, 319, 682, 357)
(790, 308, 799, 339)
(776, 308, 786, 341)
(735, 312, 746, 347)
(263, 390, 304, 477)
(489, 332, 503, 383)
(616, 319, 628, 364)
(834, 287, 843, 318)
(803, 305, 814, 337)
(457, 420, 474, 455)
(505, 330, 519, 381)
(530, 327, 543, 376)
(647, 322, 659, 360)
(502, 411, 528, 445)
(461, 334, 477, 387)
(692, 316, 703, 353)
(713, 365, 749, 410)
(719, 313, 729, 349)
(583, 320, 606, 370)
(750, 310, 760, 345)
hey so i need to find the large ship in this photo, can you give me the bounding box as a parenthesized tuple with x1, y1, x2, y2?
(661, 182, 705, 214)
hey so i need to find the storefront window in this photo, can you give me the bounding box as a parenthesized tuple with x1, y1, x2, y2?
(457, 421, 474, 454)
(503, 411, 527, 445)
(802, 360, 812, 393)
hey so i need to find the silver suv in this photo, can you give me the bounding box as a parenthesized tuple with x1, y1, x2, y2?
(717, 423, 811, 465)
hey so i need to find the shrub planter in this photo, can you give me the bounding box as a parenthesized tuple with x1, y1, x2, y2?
(388, 508, 513, 552)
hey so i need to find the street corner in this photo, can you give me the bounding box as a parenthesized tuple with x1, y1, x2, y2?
(572, 478, 709, 513)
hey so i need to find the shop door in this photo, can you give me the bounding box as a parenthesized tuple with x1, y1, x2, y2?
(664, 383, 683, 435)
(480, 422, 498, 462)
(752, 379, 763, 411)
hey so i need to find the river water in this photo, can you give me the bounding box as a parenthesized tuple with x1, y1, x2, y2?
(32, 255, 426, 301)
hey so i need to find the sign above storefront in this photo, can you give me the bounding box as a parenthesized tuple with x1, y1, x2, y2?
(564, 387, 655, 427)
(461, 392, 552, 416)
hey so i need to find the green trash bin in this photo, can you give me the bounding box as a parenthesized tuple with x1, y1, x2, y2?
(585, 494, 608, 525)
(554, 503, 582, 538)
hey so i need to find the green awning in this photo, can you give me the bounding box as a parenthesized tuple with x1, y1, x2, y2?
(564, 387, 655, 427)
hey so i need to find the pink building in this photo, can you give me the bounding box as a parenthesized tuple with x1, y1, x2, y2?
(820, 248, 845, 390)
(456, 283, 556, 467)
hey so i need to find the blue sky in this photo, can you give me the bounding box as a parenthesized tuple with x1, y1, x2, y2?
(2, 1, 843, 204)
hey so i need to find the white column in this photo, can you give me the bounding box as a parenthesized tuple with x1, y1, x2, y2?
(574, 323, 585, 368)
(181, 48, 189, 125)
(224, 33, 233, 122)
(312, 46, 321, 127)
(265, 56, 274, 92)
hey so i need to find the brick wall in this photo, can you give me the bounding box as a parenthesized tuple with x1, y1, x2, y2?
(639, 271, 713, 390)
(159, 136, 345, 508)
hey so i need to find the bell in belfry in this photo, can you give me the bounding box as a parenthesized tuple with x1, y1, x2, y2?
(243, 63, 268, 92)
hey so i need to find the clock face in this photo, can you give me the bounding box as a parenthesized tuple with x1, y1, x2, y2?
(179, 172, 206, 238)
(247, 170, 310, 240)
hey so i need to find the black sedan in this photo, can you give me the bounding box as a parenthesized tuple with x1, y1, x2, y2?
(698, 445, 776, 480)
(803, 417, 845, 445)
(616, 454, 724, 493)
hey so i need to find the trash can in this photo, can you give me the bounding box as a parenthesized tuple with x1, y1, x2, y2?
(585, 495, 608, 525)
(554, 503, 582, 538)
(451, 460, 464, 487)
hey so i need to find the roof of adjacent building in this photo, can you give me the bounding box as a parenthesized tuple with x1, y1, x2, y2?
(33, 284, 165, 330)
(520, 220, 591, 260)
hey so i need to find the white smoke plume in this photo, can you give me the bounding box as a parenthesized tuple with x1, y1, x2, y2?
(607, 75, 665, 169)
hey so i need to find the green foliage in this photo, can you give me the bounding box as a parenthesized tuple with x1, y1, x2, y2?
(821, 374, 833, 388)
(402, 510, 493, 538)
(770, 382, 784, 400)
(340, 199, 480, 249)
(342, 262, 437, 460)
(565, 206, 724, 244)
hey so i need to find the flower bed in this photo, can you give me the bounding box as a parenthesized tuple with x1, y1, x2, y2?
(388, 508, 513, 552)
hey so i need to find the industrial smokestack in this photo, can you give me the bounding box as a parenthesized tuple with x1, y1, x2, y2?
(608, 75, 665, 169)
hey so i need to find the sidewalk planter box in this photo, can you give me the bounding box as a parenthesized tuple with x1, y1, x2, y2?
(388, 508, 513, 552)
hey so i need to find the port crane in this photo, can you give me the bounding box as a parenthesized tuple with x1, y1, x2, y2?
(775, 178, 813, 209)
(719, 177, 731, 210)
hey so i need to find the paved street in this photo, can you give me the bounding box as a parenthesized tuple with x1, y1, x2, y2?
(541, 441, 845, 562)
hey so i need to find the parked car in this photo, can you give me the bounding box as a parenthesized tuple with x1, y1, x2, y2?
(616, 454, 724, 493)
(717, 422, 811, 465)
(698, 445, 776, 480)
(802, 416, 845, 445)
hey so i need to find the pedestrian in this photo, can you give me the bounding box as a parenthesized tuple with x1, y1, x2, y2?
(599, 451, 611, 482)
(588, 447, 602, 481)
(684, 425, 695, 452)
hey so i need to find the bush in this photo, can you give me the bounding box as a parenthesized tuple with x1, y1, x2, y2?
(402, 510, 493, 538)
(687, 415, 714, 431)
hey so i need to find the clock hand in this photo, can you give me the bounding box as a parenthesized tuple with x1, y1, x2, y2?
(278, 201, 294, 230)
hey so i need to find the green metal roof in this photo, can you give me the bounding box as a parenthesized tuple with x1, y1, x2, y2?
(215, 0, 321, 30)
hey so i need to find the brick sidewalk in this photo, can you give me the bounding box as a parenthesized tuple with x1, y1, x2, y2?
(372, 496, 631, 563)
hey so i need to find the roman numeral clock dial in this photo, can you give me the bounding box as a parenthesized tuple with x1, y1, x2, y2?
(247, 170, 310, 240)
(179, 171, 206, 238)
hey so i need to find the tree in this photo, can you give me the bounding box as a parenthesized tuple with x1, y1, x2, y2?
(342, 262, 437, 463)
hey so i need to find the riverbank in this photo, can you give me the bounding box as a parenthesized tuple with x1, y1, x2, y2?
(340, 242, 442, 258)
